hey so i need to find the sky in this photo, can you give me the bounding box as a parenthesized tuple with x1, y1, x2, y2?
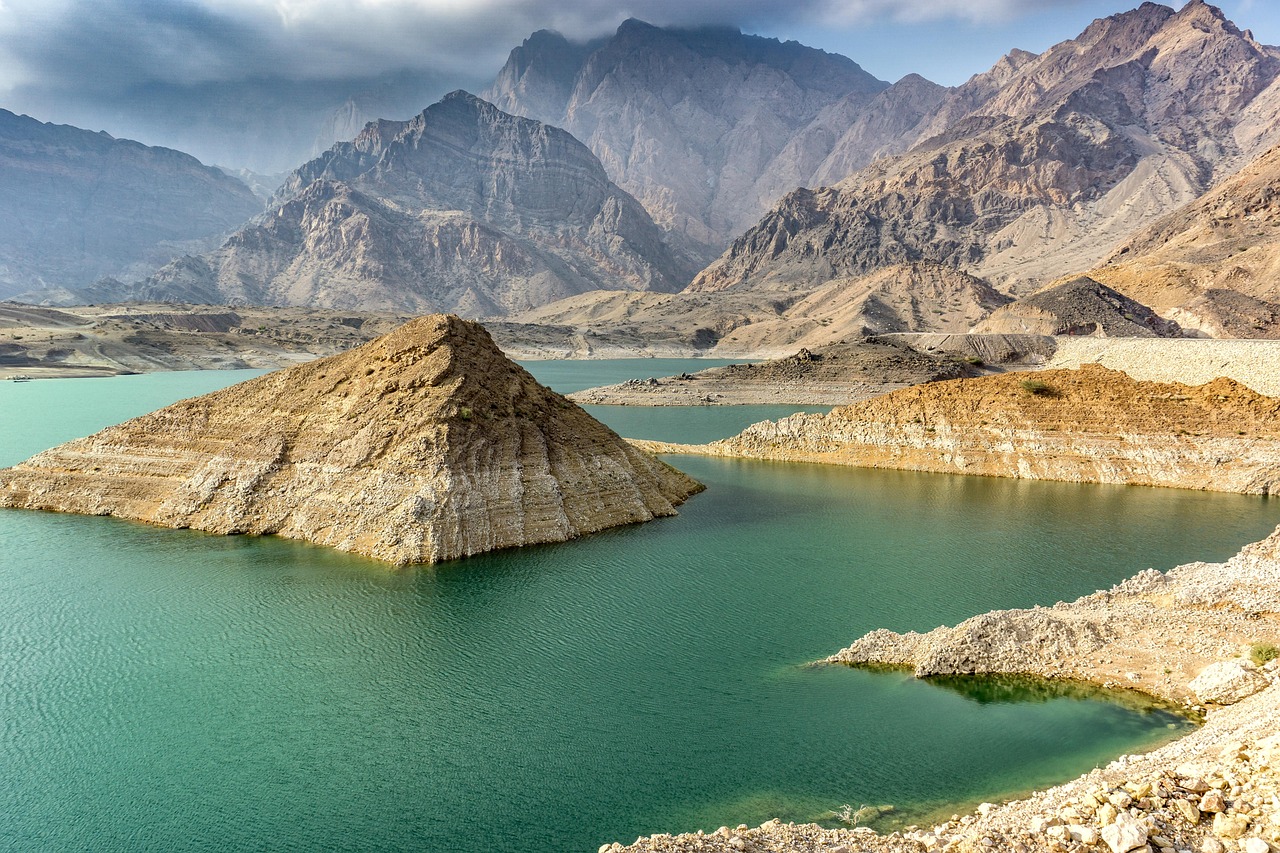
(1, 0, 1277, 171)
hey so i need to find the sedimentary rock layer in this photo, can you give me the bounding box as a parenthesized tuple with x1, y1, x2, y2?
(635, 365, 1280, 494)
(0, 315, 702, 564)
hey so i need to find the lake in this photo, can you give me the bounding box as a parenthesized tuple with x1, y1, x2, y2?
(0, 363, 1274, 852)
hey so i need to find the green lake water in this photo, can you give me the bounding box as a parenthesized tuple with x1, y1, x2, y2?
(0, 363, 1275, 852)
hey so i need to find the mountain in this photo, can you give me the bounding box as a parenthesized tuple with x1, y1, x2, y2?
(485, 21, 890, 261)
(971, 275, 1181, 336)
(0, 110, 261, 300)
(138, 92, 694, 315)
(1090, 141, 1280, 337)
(689, 1, 1280, 300)
(0, 315, 702, 565)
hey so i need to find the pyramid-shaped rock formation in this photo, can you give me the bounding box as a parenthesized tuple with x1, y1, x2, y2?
(0, 315, 703, 564)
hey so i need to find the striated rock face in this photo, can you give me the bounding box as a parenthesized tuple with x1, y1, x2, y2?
(689, 1, 1280, 296)
(972, 276, 1181, 337)
(485, 20, 889, 259)
(0, 315, 702, 565)
(1091, 141, 1280, 337)
(138, 92, 693, 315)
(0, 109, 261, 299)
(638, 364, 1280, 494)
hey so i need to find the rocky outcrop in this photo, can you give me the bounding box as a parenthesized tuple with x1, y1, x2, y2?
(689, 2, 1280, 297)
(0, 109, 261, 299)
(972, 276, 1181, 337)
(635, 365, 1280, 494)
(139, 92, 693, 315)
(1090, 141, 1280, 337)
(569, 338, 978, 406)
(0, 315, 702, 564)
(828, 523, 1280, 704)
(485, 21, 890, 258)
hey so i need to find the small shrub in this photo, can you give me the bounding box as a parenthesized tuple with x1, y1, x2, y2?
(963, 355, 984, 366)
(458, 406, 473, 421)
(1019, 378, 1054, 396)
(1250, 642, 1279, 666)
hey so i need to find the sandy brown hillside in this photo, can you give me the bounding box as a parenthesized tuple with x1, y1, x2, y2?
(0, 315, 702, 564)
(1091, 141, 1280, 337)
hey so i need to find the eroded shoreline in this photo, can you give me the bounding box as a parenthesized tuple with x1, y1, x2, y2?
(609, 527, 1280, 853)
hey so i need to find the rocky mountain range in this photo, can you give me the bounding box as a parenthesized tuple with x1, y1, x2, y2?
(12, 1, 1280, 345)
(0, 109, 261, 301)
(484, 21, 891, 261)
(136, 91, 694, 315)
(690, 1, 1280, 308)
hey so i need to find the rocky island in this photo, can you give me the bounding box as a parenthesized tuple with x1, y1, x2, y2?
(0, 315, 702, 564)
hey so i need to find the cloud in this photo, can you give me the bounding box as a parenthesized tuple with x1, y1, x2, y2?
(0, 0, 1089, 95)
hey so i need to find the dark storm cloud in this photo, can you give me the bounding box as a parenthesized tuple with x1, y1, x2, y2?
(0, 0, 1082, 96)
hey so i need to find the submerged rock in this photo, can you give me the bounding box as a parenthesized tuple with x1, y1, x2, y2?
(0, 315, 703, 564)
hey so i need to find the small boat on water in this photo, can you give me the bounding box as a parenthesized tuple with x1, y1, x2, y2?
(7, 375, 31, 382)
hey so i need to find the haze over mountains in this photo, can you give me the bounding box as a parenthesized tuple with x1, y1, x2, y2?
(0, 110, 261, 301)
(7, 0, 1280, 341)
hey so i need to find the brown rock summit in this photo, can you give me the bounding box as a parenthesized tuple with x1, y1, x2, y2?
(972, 275, 1181, 337)
(637, 364, 1280, 494)
(0, 315, 702, 564)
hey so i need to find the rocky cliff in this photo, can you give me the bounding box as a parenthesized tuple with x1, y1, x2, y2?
(485, 21, 889, 259)
(689, 1, 1280, 298)
(0, 110, 261, 300)
(637, 364, 1280, 494)
(139, 92, 693, 315)
(0, 315, 702, 565)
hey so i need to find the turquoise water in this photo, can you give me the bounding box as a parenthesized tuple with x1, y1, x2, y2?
(0, 364, 1275, 852)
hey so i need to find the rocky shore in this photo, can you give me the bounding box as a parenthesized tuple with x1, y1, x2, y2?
(632, 366, 1280, 495)
(607, 525, 1280, 853)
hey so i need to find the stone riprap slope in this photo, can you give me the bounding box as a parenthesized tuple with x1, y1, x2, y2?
(635, 365, 1280, 494)
(569, 339, 978, 406)
(0, 315, 702, 564)
(1045, 338, 1280, 397)
(612, 528, 1280, 853)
